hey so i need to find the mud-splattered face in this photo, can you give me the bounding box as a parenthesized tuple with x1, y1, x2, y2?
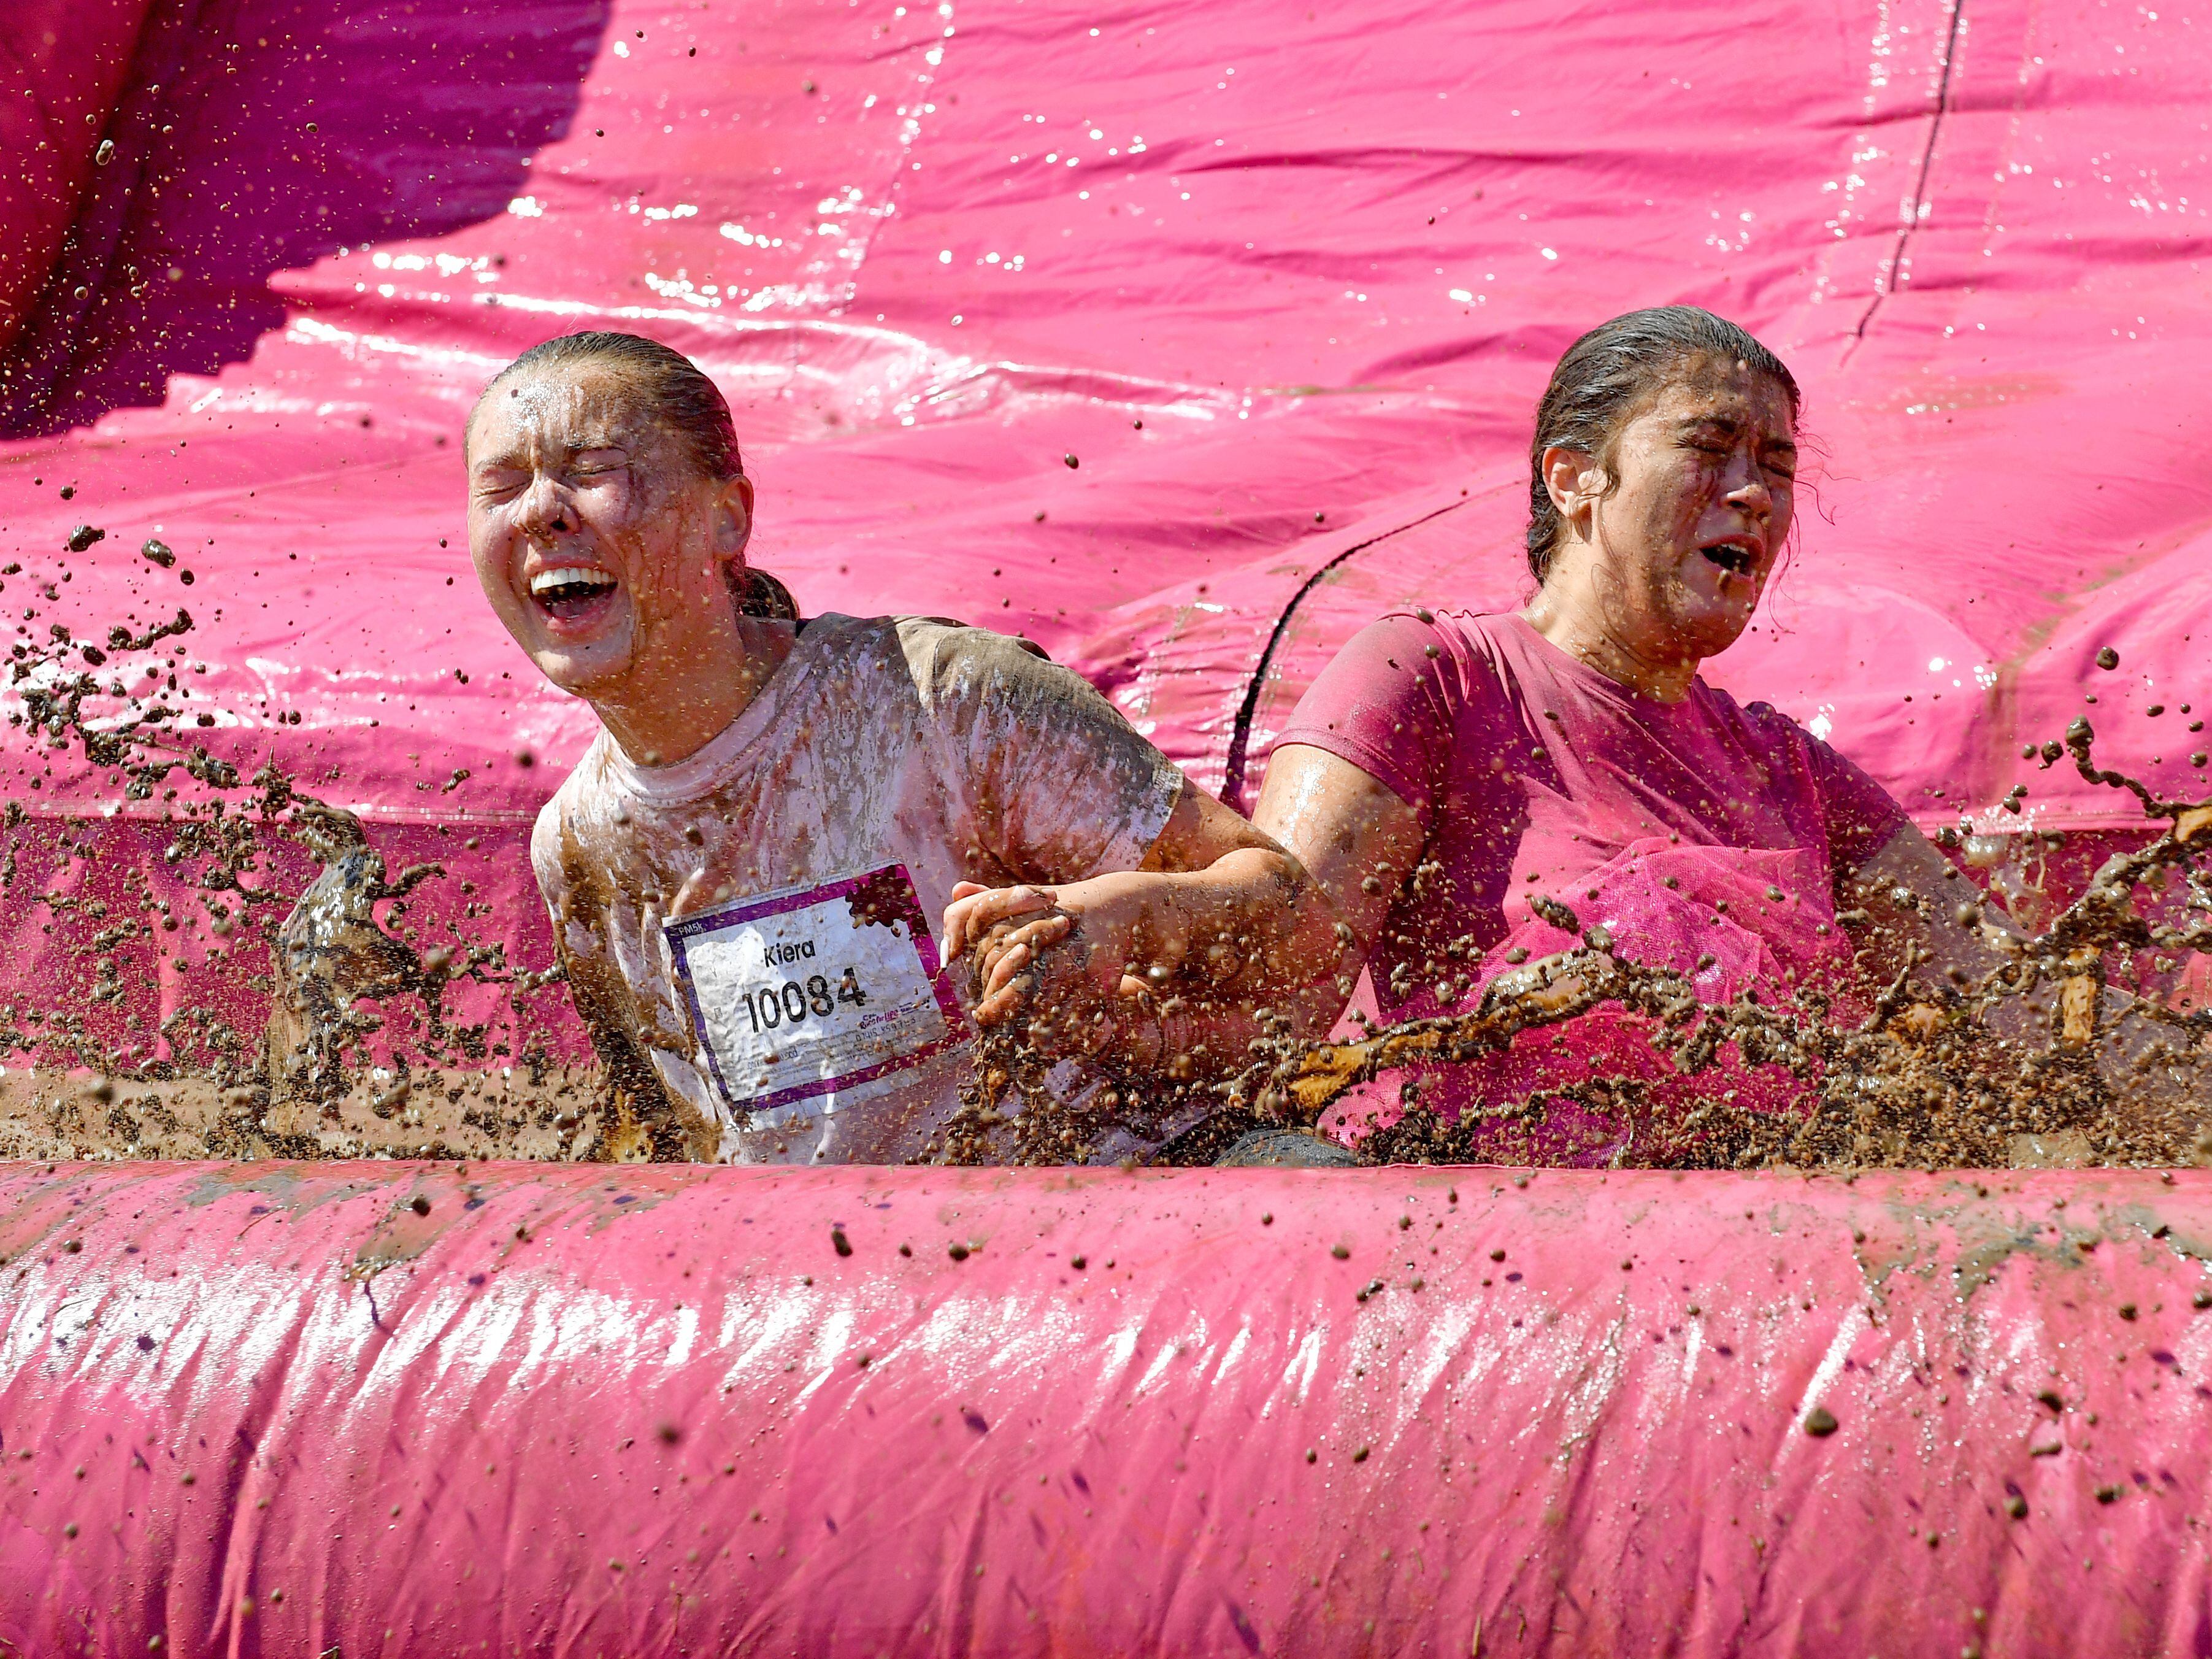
(465, 365, 752, 699)
(1559, 364, 1797, 663)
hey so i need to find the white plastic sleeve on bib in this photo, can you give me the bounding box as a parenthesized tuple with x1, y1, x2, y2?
(664, 865, 967, 1125)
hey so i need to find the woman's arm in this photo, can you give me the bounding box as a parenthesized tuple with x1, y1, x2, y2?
(1250, 743, 1429, 1007)
(942, 746, 1426, 1079)
(942, 611, 1453, 1080)
(940, 780, 1353, 1078)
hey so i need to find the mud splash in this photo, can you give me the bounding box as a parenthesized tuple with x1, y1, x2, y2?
(0, 561, 607, 1161)
(9, 535, 2208, 1173)
(941, 720, 2212, 1172)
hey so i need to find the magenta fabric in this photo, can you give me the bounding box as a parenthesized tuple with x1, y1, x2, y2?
(1274, 609, 1907, 979)
(1275, 610, 1892, 1154)
(1, 0, 2209, 1034)
(1, 0, 2208, 826)
(8, 1159, 2212, 1657)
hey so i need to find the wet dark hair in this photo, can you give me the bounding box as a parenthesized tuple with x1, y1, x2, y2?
(474, 331, 797, 620)
(1525, 306, 1799, 583)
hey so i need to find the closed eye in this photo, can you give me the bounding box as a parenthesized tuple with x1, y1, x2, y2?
(570, 447, 630, 481)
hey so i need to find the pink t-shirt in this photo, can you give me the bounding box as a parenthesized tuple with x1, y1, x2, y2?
(1272, 610, 1910, 1160)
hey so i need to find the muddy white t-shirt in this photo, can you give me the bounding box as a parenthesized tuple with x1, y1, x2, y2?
(530, 614, 1185, 1164)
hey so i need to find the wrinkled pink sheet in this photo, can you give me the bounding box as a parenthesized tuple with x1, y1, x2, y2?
(0, 1, 154, 353)
(4, 0, 2209, 819)
(1, 0, 2206, 1047)
(7, 1158, 2212, 1657)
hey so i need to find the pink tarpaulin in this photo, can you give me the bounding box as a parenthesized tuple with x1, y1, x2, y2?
(6, 1159, 2212, 1657)
(9, 9, 2212, 1646)
(5, 0, 2209, 841)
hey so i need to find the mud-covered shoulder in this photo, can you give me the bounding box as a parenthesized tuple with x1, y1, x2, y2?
(890, 614, 1112, 723)
(1729, 691, 1881, 790)
(1727, 688, 1795, 731)
(891, 614, 1046, 704)
(1716, 683, 1910, 862)
(1702, 680, 1816, 753)
(891, 614, 1182, 880)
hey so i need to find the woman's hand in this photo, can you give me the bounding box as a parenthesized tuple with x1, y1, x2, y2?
(936, 780, 1356, 1077)
(942, 880, 1091, 1027)
(945, 876, 1172, 1064)
(941, 880, 1063, 1009)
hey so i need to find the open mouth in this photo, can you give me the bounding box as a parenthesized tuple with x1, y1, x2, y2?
(529, 564, 619, 623)
(1699, 539, 1760, 577)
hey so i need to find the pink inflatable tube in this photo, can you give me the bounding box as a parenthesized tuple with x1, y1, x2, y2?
(5, 1160, 2211, 1656)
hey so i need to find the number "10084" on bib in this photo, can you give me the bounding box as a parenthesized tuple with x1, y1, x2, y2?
(738, 964, 870, 1034)
(665, 865, 966, 1118)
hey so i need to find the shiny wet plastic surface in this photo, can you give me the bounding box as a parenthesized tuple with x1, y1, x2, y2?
(4, 1160, 2211, 1655)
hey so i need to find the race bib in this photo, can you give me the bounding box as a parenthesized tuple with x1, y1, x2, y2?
(664, 864, 965, 1120)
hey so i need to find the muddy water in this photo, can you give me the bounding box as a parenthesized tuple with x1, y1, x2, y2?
(0, 568, 628, 1161)
(943, 726, 2212, 1172)
(0, 1064, 603, 1162)
(5, 544, 2208, 1172)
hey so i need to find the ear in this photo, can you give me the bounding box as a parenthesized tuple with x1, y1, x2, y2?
(1540, 445, 1603, 533)
(709, 473, 756, 564)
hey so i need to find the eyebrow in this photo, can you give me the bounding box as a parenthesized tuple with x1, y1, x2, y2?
(1675, 415, 1796, 453)
(469, 437, 631, 474)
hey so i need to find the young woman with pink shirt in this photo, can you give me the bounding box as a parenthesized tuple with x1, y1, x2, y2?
(951, 307, 2013, 1163)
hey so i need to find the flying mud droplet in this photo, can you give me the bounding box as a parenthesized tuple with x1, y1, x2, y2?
(0, 567, 571, 1161)
(935, 718, 2212, 1174)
